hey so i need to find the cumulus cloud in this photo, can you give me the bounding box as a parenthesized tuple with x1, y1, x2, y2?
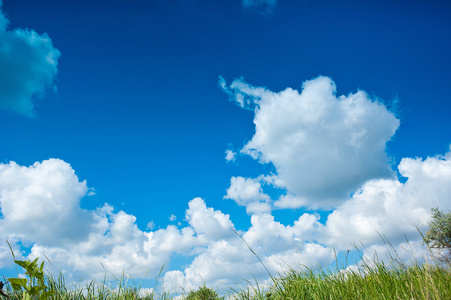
(0, 160, 239, 284)
(322, 149, 451, 250)
(0, 160, 176, 278)
(185, 197, 235, 242)
(0, 160, 161, 278)
(221, 76, 400, 209)
(224, 176, 272, 214)
(0, 159, 92, 246)
(0, 0, 60, 117)
(163, 212, 332, 292)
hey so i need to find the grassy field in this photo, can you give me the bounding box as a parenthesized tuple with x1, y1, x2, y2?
(3, 249, 451, 299)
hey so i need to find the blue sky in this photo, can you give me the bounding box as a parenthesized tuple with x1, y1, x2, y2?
(0, 0, 450, 295)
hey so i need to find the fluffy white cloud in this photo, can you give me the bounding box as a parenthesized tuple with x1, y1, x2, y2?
(185, 197, 235, 242)
(0, 160, 183, 279)
(0, 0, 60, 117)
(0, 160, 163, 278)
(224, 176, 272, 214)
(0, 160, 240, 285)
(221, 76, 400, 209)
(322, 149, 451, 250)
(163, 212, 332, 293)
(0, 159, 92, 246)
(273, 194, 307, 210)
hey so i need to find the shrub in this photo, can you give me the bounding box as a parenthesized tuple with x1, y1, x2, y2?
(185, 285, 223, 300)
(423, 207, 451, 263)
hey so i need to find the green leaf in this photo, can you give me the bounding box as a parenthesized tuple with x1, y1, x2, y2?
(29, 285, 45, 296)
(8, 278, 27, 290)
(37, 277, 45, 287)
(35, 271, 45, 281)
(40, 290, 56, 300)
(14, 260, 31, 270)
(22, 291, 32, 300)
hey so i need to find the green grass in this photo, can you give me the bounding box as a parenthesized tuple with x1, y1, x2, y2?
(239, 261, 451, 300)
(3, 252, 450, 299)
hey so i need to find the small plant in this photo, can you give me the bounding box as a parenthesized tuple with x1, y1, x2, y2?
(7, 258, 55, 300)
(185, 285, 224, 300)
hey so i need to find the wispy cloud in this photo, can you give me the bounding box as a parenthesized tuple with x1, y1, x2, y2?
(0, 0, 60, 117)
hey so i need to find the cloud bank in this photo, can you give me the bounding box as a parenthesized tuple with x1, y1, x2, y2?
(1, 149, 450, 292)
(0, 0, 60, 117)
(0, 159, 236, 280)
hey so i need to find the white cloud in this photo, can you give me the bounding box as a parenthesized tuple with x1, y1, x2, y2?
(169, 214, 177, 221)
(224, 176, 272, 214)
(164, 239, 266, 293)
(221, 76, 400, 209)
(0, 160, 197, 280)
(0, 0, 60, 117)
(185, 197, 235, 242)
(0, 158, 168, 278)
(0, 159, 92, 246)
(273, 194, 307, 210)
(321, 150, 451, 250)
(225, 149, 236, 162)
(0, 159, 250, 286)
(162, 213, 332, 293)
